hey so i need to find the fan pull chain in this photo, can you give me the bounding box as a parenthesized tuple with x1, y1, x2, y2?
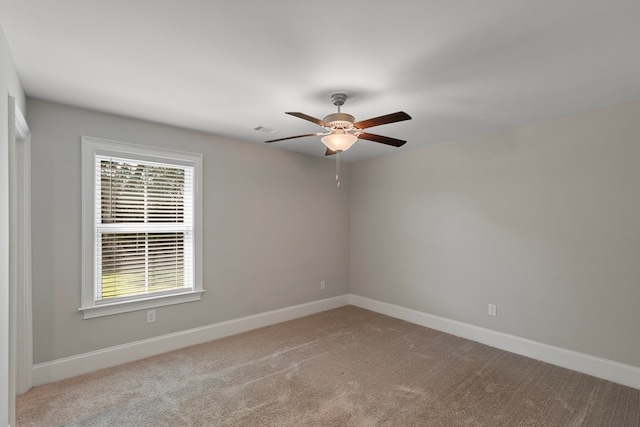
(336, 151, 341, 189)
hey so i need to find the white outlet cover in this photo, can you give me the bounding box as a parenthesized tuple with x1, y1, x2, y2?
(488, 304, 497, 316)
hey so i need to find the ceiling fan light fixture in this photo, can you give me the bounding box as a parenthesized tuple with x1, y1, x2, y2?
(321, 131, 358, 152)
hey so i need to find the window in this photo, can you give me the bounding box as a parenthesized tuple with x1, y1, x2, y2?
(81, 136, 203, 318)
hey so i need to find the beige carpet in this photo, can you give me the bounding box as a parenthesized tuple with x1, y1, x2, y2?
(17, 306, 640, 426)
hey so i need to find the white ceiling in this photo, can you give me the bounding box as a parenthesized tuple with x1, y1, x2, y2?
(1, 1, 639, 162)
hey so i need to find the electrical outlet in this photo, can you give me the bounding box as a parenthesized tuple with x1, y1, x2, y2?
(147, 309, 156, 323)
(320, 281, 326, 290)
(488, 304, 497, 317)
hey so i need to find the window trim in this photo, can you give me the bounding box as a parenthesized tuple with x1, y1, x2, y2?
(80, 136, 203, 319)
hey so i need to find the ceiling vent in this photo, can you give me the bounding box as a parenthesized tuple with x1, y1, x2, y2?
(254, 126, 278, 135)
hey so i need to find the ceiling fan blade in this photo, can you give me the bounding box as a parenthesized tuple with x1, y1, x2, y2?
(354, 111, 412, 129)
(286, 112, 329, 128)
(265, 133, 323, 143)
(358, 132, 407, 147)
(325, 148, 337, 156)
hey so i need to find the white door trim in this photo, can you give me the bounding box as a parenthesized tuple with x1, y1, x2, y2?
(7, 95, 31, 427)
(10, 102, 33, 394)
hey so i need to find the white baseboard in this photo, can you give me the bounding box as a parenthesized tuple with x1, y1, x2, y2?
(349, 294, 640, 390)
(32, 295, 349, 386)
(32, 293, 640, 390)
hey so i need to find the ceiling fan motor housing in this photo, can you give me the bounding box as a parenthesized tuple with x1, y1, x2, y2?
(323, 112, 355, 130)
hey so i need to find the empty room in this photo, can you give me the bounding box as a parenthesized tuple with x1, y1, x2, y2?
(1, 1, 640, 426)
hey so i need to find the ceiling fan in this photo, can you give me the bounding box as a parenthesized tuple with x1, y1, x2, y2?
(265, 93, 412, 156)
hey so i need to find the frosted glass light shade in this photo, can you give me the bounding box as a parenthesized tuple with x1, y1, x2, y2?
(321, 131, 358, 152)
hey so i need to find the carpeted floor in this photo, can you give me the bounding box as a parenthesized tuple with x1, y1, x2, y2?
(17, 306, 640, 426)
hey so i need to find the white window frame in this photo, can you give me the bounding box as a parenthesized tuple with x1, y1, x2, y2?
(80, 136, 203, 319)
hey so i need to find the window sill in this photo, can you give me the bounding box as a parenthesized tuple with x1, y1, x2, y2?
(78, 290, 205, 319)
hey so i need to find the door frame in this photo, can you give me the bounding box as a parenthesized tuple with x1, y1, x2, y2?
(9, 97, 32, 401)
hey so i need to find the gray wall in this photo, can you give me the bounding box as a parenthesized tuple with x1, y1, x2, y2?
(26, 94, 640, 370)
(28, 98, 350, 364)
(350, 100, 640, 368)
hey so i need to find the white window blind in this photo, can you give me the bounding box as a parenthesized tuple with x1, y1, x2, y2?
(81, 136, 203, 319)
(95, 157, 194, 302)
